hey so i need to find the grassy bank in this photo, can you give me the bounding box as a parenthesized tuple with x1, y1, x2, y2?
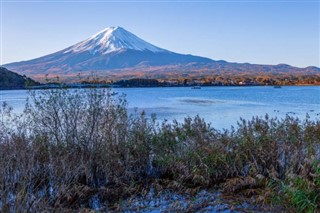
(0, 88, 319, 212)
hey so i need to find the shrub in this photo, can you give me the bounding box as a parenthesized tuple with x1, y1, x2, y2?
(0, 88, 319, 211)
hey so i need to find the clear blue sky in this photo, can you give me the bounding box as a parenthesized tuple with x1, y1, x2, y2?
(1, 0, 319, 68)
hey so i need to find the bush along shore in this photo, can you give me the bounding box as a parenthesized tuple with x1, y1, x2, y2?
(0, 88, 319, 212)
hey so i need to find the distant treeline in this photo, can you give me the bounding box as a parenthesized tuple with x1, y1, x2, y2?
(116, 78, 163, 87)
(36, 75, 320, 89)
(94, 75, 320, 87)
(1, 65, 320, 90)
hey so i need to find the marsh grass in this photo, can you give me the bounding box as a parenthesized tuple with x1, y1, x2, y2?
(0, 88, 319, 211)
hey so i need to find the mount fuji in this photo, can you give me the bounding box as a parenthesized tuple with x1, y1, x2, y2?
(4, 27, 213, 77)
(4, 26, 319, 79)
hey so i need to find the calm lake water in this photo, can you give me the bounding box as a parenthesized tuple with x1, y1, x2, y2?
(1, 86, 319, 129)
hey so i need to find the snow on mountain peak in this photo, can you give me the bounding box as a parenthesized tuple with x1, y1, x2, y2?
(64, 26, 166, 55)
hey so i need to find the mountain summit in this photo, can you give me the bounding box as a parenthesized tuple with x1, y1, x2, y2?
(64, 26, 166, 55)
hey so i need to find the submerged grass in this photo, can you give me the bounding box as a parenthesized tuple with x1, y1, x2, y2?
(0, 88, 319, 211)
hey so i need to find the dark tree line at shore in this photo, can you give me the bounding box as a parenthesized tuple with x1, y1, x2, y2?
(80, 74, 320, 87)
(0, 67, 40, 89)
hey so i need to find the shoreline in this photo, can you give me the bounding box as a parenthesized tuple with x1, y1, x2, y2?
(1, 83, 320, 91)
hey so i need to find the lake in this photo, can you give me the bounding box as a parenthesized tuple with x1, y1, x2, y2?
(1, 86, 319, 129)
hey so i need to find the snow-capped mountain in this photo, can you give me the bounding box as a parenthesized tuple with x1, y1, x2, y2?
(4, 26, 213, 76)
(4, 26, 319, 79)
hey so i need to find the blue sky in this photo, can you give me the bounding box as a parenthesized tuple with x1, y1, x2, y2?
(1, 0, 319, 67)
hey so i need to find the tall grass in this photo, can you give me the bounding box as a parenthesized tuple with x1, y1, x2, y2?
(0, 88, 319, 211)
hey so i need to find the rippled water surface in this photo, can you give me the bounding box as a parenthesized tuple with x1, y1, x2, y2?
(1, 86, 319, 129)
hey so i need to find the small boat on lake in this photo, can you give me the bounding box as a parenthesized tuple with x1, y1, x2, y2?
(274, 85, 282, 88)
(192, 86, 201, 89)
